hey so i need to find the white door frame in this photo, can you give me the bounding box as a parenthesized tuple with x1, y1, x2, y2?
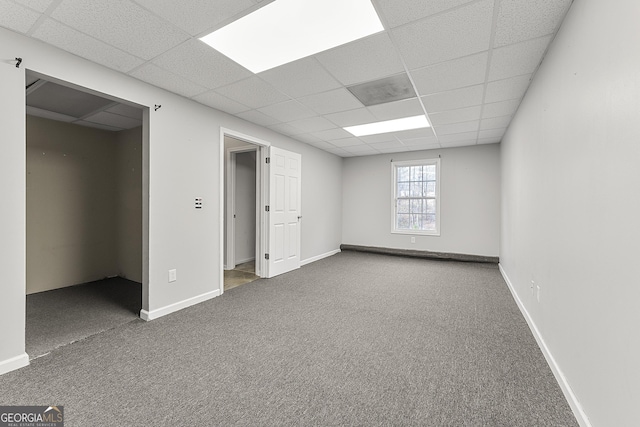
(220, 128, 270, 294)
(225, 146, 258, 271)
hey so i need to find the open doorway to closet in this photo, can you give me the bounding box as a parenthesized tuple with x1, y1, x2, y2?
(25, 70, 148, 359)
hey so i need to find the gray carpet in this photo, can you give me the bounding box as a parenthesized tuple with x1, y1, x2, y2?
(26, 277, 142, 359)
(2, 252, 577, 426)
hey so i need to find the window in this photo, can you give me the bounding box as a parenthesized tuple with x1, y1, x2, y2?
(391, 158, 440, 235)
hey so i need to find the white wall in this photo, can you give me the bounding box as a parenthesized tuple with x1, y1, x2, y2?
(234, 151, 256, 264)
(500, 0, 640, 425)
(342, 144, 500, 257)
(0, 27, 342, 373)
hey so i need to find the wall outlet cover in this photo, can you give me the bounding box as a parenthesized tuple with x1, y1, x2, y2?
(169, 269, 177, 282)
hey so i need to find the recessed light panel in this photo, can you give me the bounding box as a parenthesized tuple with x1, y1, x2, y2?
(344, 115, 430, 137)
(200, 0, 384, 74)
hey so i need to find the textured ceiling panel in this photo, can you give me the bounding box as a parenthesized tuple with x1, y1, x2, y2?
(477, 137, 501, 145)
(26, 106, 76, 122)
(316, 33, 405, 86)
(288, 116, 336, 133)
(393, 127, 435, 140)
(74, 120, 122, 131)
(325, 108, 377, 127)
(215, 77, 288, 109)
(484, 74, 531, 103)
(133, 0, 255, 36)
(153, 39, 252, 89)
(392, 0, 493, 70)
(236, 109, 281, 126)
(482, 99, 520, 119)
(52, 0, 189, 60)
(192, 91, 250, 115)
(258, 100, 316, 122)
(400, 135, 438, 145)
(259, 57, 341, 98)
(85, 111, 142, 129)
(106, 103, 143, 120)
(411, 52, 488, 95)
(27, 81, 114, 118)
(329, 137, 365, 148)
(358, 134, 398, 144)
(494, 0, 571, 47)
(439, 131, 477, 143)
(374, 0, 475, 29)
(480, 115, 512, 130)
(0, 1, 40, 33)
(434, 120, 480, 136)
(130, 63, 208, 97)
(479, 128, 506, 139)
(32, 19, 144, 73)
(488, 36, 552, 81)
(368, 98, 423, 121)
(421, 85, 484, 113)
(268, 122, 305, 136)
(429, 105, 482, 126)
(13, 0, 54, 13)
(298, 88, 363, 115)
(369, 140, 405, 150)
(312, 128, 353, 141)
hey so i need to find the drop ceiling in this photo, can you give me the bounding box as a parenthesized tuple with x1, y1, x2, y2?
(2, 0, 573, 156)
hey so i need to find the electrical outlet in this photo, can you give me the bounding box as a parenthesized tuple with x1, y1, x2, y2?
(410, 237, 416, 244)
(168, 269, 177, 283)
(536, 285, 541, 302)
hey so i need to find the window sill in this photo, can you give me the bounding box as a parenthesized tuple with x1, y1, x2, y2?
(391, 230, 440, 237)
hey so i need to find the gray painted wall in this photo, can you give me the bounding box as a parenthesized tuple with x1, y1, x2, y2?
(342, 144, 500, 257)
(500, 0, 640, 424)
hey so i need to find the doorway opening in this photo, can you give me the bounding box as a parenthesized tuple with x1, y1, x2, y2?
(25, 70, 149, 359)
(222, 131, 268, 292)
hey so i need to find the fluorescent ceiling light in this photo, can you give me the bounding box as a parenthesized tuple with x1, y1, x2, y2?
(199, 0, 384, 73)
(344, 115, 431, 137)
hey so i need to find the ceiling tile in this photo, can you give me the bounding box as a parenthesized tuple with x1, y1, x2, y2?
(298, 88, 363, 115)
(268, 122, 305, 136)
(369, 140, 405, 150)
(477, 137, 501, 145)
(482, 99, 520, 119)
(258, 100, 315, 122)
(312, 128, 353, 141)
(236, 109, 281, 126)
(421, 84, 484, 113)
(401, 136, 439, 146)
(404, 143, 440, 152)
(133, 0, 255, 36)
(325, 108, 377, 127)
(485, 74, 531, 103)
(32, 19, 144, 73)
(259, 57, 341, 98)
(342, 145, 380, 155)
(294, 133, 323, 145)
(306, 140, 339, 151)
(480, 115, 512, 130)
(316, 32, 405, 86)
(84, 111, 141, 129)
(440, 140, 477, 148)
(411, 52, 488, 95)
(52, 0, 189, 60)
(378, 146, 410, 153)
(429, 105, 482, 125)
(494, 0, 571, 47)
(13, 0, 54, 13)
(393, 127, 435, 140)
(325, 147, 350, 157)
(478, 128, 506, 139)
(358, 134, 398, 144)
(26, 106, 76, 122)
(215, 76, 288, 109)
(192, 91, 250, 115)
(130, 63, 208, 97)
(75, 120, 123, 131)
(105, 103, 143, 120)
(488, 36, 552, 81)
(27, 81, 114, 117)
(434, 120, 479, 136)
(368, 98, 424, 121)
(153, 39, 252, 89)
(375, 0, 475, 28)
(330, 137, 365, 148)
(288, 116, 336, 133)
(0, 0, 40, 33)
(439, 131, 477, 143)
(392, 0, 493, 70)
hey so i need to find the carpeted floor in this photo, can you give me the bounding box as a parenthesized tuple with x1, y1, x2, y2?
(26, 277, 142, 359)
(1, 252, 577, 426)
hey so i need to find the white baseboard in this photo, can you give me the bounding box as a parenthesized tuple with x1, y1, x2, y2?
(301, 248, 341, 266)
(0, 353, 29, 376)
(140, 289, 220, 321)
(499, 264, 592, 427)
(235, 257, 255, 265)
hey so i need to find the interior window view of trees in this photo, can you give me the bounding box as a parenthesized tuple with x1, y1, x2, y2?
(394, 162, 438, 232)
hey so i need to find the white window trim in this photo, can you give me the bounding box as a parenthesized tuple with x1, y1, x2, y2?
(390, 158, 441, 236)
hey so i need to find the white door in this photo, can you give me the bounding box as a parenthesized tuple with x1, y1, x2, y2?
(267, 146, 301, 277)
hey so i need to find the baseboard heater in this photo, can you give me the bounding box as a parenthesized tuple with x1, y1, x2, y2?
(340, 244, 499, 264)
